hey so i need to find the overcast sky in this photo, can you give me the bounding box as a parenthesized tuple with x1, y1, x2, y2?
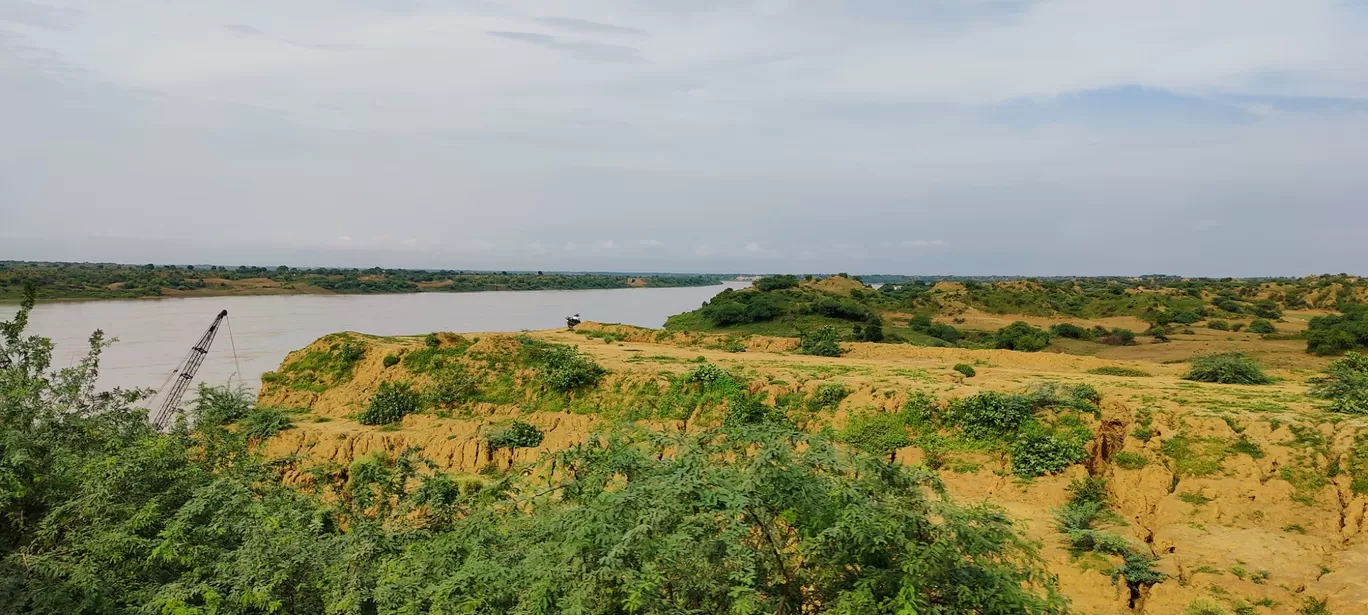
(2, 1, 1366, 275)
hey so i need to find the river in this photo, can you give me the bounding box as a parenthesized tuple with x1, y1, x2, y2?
(0, 282, 744, 393)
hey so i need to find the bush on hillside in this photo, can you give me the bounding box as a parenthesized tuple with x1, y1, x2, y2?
(383, 354, 400, 368)
(1172, 311, 1201, 324)
(953, 363, 976, 377)
(1096, 328, 1137, 346)
(1049, 323, 1091, 339)
(359, 381, 422, 425)
(945, 392, 1038, 440)
(1308, 351, 1368, 414)
(1248, 319, 1277, 334)
(425, 333, 441, 348)
(429, 367, 479, 406)
(1231, 323, 1245, 332)
(483, 420, 544, 451)
(1306, 304, 1368, 355)
(799, 326, 843, 357)
(1011, 425, 1089, 478)
(995, 321, 1051, 352)
(810, 296, 877, 322)
(1207, 319, 1230, 331)
(839, 409, 912, 460)
(1252, 299, 1283, 319)
(753, 275, 799, 292)
(702, 289, 787, 326)
(534, 345, 607, 392)
(1215, 299, 1243, 314)
(1184, 353, 1272, 385)
(238, 407, 296, 439)
(851, 322, 885, 342)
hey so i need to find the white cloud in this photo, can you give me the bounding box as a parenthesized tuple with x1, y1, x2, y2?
(900, 239, 948, 248)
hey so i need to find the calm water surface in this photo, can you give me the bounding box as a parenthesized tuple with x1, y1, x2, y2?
(0, 282, 743, 393)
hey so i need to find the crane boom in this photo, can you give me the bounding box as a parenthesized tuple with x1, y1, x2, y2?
(150, 309, 228, 429)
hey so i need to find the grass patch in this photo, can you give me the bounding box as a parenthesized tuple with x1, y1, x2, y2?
(1114, 451, 1149, 470)
(1087, 366, 1152, 377)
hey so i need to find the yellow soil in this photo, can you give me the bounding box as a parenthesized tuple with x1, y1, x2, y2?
(257, 324, 1368, 614)
(803, 276, 867, 294)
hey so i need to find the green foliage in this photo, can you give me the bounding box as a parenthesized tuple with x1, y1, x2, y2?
(1113, 451, 1149, 470)
(1067, 477, 1109, 507)
(753, 274, 799, 291)
(696, 288, 789, 326)
(1096, 328, 1137, 346)
(1184, 352, 1273, 384)
(839, 409, 912, 458)
(1087, 366, 1152, 377)
(953, 363, 976, 377)
(520, 339, 608, 392)
(237, 407, 296, 439)
(337, 341, 365, 363)
(1186, 597, 1229, 615)
(1299, 597, 1332, 615)
(687, 361, 732, 385)
(1309, 351, 1368, 414)
(428, 366, 479, 406)
(382, 353, 400, 368)
(798, 325, 844, 356)
(1049, 323, 1091, 339)
(807, 383, 850, 411)
(1248, 319, 1277, 334)
(945, 391, 1039, 441)
(483, 419, 544, 450)
(1207, 319, 1230, 331)
(1052, 473, 1165, 591)
(995, 321, 1051, 352)
(424, 332, 440, 348)
(1011, 423, 1089, 477)
(1178, 491, 1212, 506)
(359, 381, 421, 425)
(1172, 310, 1201, 324)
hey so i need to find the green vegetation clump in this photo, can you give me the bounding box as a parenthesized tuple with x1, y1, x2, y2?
(1309, 352, 1368, 414)
(483, 419, 544, 451)
(238, 407, 297, 439)
(424, 332, 441, 348)
(953, 363, 976, 377)
(1307, 304, 1368, 355)
(1087, 366, 1151, 377)
(798, 325, 844, 357)
(428, 366, 479, 407)
(1095, 328, 1137, 346)
(519, 339, 607, 392)
(359, 381, 421, 425)
(1113, 451, 1149, 470)
(382, 354, 400, 368)
(945, 391, 1039, 441)
(753, 274, 799, 291)
(1248, 319, 1277, 334)
(1052, 476, 1166, 593)
(807, 383, 850, 411)
(839, 409, 912, 460)
(1011, 424, 1089, 477)
(1207, 319, 1230, 331)
(995, 321, 1051, 352)
(1049, 323, 1091, 339)
(1184, 352, 1272, 385)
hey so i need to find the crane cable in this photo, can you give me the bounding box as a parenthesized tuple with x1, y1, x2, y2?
(225, 315, 242, 387)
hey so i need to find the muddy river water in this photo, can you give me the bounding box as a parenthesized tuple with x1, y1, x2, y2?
(0, 282, 745, 393)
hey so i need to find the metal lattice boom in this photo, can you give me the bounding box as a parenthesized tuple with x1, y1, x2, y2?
(150, 309, 227, 429)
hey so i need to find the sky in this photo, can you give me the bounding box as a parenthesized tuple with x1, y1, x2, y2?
(2, 0, 1366, 276)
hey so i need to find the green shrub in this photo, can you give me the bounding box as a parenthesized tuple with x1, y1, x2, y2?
(687, 362, 732, 385)
(1309, 351, 1368, 414)
(1306, 304, 1368, 355)
(1207, 319, 1230, 331)
(1087, 366, 1151, 377)
(483, 420, 544, 451)
(1049, 323, 1091, 339)
(1172, 311, 1201, 324)
(1010, 425, 1088, 477)
(429, 367, 478, 406)
(1066, 477, 1108, 507)
(946, 392, 1037, 441)
(338, 341, 366, 363)
(425, 333, 441, 348)
(840, 410, 912, 459)
(995, 321, 1051, 352)
(359, 381, 421, 425)
(753, 274, 799, 292)
(1096, 328, 1136, 346)
(1113, 451, 1148, 470)
(807, 383, 850, 411)
(798, 326, 843, 357)
(1231, 323, 1246, 332)
(1184, 352, 1272, 385)
(238, 407, 296, 439)
(953, 363, 976, 377)
(1185, 597, 1229, 615)
(1249, 319, 1277, 334)
(524, 344, 607, 392)
(383, 354, 400, 368)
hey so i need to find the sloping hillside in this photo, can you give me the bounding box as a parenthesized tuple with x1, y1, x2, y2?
(255, 323, 1368, 615)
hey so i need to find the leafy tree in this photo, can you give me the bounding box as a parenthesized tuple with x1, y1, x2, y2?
(1309, 351, 1368, 414)
(1306, 304, 1368, 355)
